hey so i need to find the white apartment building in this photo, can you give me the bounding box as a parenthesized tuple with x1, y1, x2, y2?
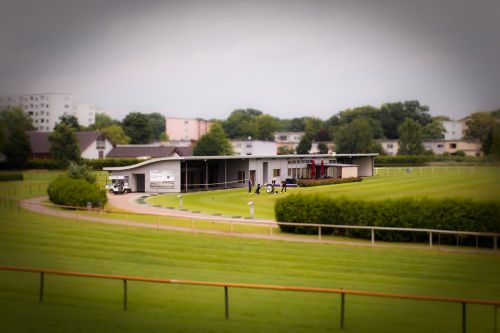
(231, 140, 278, 155)
(442, 120, 466, 140)
(379, 139, 482, 156)
(0, 93, 96, 131)
(274, 131, 304, 152)
(166, 117, 212, 141)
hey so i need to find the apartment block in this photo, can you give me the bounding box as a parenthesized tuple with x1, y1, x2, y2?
(166, 117, 212, 141)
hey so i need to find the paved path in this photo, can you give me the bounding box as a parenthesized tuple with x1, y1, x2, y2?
(107, 192, 275, 224)
(19, 196, 497, 254)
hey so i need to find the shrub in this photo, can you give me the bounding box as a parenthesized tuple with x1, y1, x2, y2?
(0, 173, 23, 181)
(26, 159, 64, 170)
(297, 177, 362, 187)
(275, 195, 500, 245)
(47, 175, 107, 207)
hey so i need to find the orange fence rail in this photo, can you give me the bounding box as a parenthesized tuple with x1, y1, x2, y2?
(0, 265, 498, 332)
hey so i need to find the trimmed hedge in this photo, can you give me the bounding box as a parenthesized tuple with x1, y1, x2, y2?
(275, 194, 500, 245)
(297, 177, 362, 187)
(0, 173, 23, 181)
(47, 175, 107, 208)
(375, 155, 488, 166)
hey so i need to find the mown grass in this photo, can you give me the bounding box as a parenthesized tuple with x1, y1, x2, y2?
(148, 167, 500, 220)
(0, 201, 499, 333)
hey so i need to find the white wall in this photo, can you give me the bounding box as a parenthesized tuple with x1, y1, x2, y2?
(232, 140, 277, 155)
(73, 104, 97, 127)
(81, 138, 114, 159)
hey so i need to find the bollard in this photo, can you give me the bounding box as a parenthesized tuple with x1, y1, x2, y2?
(429, 232, 433, 248)
(224, 286, 229, 319)
(318, 226, 322, 241)
(371, 229, 375, 246)
(123, 279, 128, 311)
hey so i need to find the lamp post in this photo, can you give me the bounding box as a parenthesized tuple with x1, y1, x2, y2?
(177, 194, 183, 209)
(248, 201, 254, 219)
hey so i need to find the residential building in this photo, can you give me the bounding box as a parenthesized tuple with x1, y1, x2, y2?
(274, 131, 304, 152)
(443, 120, 466, 140)
(27, 131, 114, 159)
(0, 93, 97, 131)
(231, 140, 277, 155)
(379, 139, 482, 156)
(166, 117, 212, 141)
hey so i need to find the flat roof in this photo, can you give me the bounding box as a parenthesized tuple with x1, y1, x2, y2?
(103, 153, 378, 171)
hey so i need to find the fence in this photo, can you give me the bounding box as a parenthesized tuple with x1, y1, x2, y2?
(10, 197, 500, 251)
(0, 265, 498, 332)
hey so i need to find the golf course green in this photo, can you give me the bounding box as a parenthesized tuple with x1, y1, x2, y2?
(0, 167, 499, 332)
(148, 167, 500, 220)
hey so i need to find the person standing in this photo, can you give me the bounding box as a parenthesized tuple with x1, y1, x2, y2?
(271, 177, 276, 194)
(281, 179, 287, 193)
(248, 179, 253, 193)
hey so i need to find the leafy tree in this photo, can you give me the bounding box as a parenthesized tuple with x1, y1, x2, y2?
(256, 114, 280, 141)
(91, 112, 115, 130)
(296, 136, 312, 154)
(379, 101, 431, 139)
(57, 114, 81, 130)
(334, 118, 374, 153)
(0, 107, 34, 168)
(317, 142, 329, 154)
(398, 118, 425, 155)
(422, 120, 445, 140)
(145, 112, 166, 141)
(193, 123, 234, 156)
(463, 111, 500, 155)
(101, 125, 130, 144)
(122, 112, 153, 144)
(279, 117, 307, 132)
(160, 132, 169, 141)
(49, 123, 81, 167)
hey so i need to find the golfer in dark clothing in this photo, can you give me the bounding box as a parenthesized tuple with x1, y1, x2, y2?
(255, 184, 261, 194)
(281, 179, 287, 193)
(248, 179, 252, 193)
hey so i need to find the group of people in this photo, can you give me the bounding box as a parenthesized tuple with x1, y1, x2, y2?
(248, 177, 287, 194)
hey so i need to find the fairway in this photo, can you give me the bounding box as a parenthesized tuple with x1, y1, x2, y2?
(147, 167, 500, 220)
(0, 200, 500, 333)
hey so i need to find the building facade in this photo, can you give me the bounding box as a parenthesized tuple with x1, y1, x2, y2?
(231, 140, 277, 155)
(166, 117, 212, 141)
(442, 120, 467, 140)
(104, 153, 377, 193)
(0, 93, 96, 131)
(379, 139, 482, 156)
(274, 131, 304, 153)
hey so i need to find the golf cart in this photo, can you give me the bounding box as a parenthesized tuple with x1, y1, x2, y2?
(105, 175, 131, 195)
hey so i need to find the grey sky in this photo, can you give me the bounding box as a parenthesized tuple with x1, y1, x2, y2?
(1, 0, 499, 120)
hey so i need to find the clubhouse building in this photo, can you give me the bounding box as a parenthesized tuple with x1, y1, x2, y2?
(103, 153, 377, 193)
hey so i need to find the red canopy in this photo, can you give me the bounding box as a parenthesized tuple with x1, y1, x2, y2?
(320, 160, 324, 178)
(311, 160, 316, 178)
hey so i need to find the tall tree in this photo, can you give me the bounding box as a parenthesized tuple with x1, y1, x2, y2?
(122, 112, 153, 144)
(379, 100, 431, 139)
(256, 114, 280, 141)
(422, 120, 445, 140)
(296, 136, 312, 154)
(145, 112, 166, 141)
(49, 123, 81, 167)
(465, 111, 500, 155)
(334, 118, 374, 153)
(91, 112, 115, 130)
(398, 118, 425, 155)
(101, 125, 130, 144)
(193, 123, 234, 156)
(0, 107, 34, 168)
(222, 109, 262, 139)
(57, 114, 81, 131)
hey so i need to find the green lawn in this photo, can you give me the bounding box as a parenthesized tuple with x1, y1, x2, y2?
(148, 167, 500, 220)
(0, 201, 499, 333)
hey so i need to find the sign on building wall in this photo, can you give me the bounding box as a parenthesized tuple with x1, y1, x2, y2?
(150, 170, 176, 188)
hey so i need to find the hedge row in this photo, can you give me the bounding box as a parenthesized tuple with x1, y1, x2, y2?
(297, 177, 362, 187)
(0, 173, 23, 181)
(374, 155, 488, 166)
(47, 175, 107, 208)
(275, 195, 500, 245)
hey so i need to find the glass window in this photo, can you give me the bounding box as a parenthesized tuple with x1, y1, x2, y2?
(273, 169, 281, 177)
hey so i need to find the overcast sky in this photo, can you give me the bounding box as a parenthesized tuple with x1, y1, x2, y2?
(1, 0, 499, 121)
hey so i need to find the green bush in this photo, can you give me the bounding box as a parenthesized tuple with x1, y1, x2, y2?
(297, 177, 362, 187)
(275, 195, 500, 245)
(375, 154, 487, 166)
(47, 175, 107, 208)
(27, 159, 64, 170)
(0, 173, 23, 181)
